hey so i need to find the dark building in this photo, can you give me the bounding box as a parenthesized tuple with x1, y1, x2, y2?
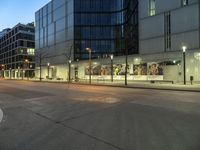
(74, 0, 138, 60)
(0, 23, 35, 78)
(35, 0, 138, 61)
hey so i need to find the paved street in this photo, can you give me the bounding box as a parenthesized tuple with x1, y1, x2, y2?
(0, 79, 200, 150)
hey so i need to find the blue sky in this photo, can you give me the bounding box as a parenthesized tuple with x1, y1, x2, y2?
(0, 0, 51, 30)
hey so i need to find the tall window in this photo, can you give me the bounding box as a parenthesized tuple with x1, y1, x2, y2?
(182, 0, 188, 6)
(149, 0, 156, 16)
(164, 12, 171, 51)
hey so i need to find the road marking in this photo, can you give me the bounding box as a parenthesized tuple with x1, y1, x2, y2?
(0, 108, 3, 124)
(23, 96, 50, 102)
(74, 97, 120, 104)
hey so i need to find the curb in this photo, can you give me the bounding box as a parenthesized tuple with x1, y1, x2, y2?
(2, 79, 200, 93)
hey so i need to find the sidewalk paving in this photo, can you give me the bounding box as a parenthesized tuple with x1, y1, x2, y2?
(2, 78, 200, 92)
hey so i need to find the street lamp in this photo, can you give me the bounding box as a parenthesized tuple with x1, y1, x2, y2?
(76, 59, 79, 81)
(110, 54, 114, 82)
(182, 46, 187, 85)
(68, 59, 71, 83)
(9, 68, 12, 79)
(86, 48, 92, 84)
(1, 64, 5, 78)
(47, 62, 50, 79)
(24, 59, 29, 80)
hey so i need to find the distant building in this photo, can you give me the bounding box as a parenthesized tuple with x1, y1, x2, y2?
(0, 28, 11, 38)
(0, 23, 35, 78)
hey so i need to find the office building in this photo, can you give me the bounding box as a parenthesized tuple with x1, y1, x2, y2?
(0, 23, 35, 78)
(36, 0, 200, 83)
(35, 0, 138, 79)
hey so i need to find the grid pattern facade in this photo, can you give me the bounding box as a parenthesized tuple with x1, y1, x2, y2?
(35, 0, 138, 63)
(0, 23, 35, 71)
(35, 0, 74, 65)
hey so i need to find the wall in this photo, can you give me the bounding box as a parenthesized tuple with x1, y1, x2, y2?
(139, 0, 200, 54)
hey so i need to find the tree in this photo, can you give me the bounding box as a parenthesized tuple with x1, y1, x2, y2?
(63, 45, 73, 83)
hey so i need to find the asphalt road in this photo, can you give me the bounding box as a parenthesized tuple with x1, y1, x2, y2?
(0, 79, 200, 150)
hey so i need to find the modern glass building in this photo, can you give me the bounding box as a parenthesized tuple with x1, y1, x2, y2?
(0, 23, 35, 78)
(74, 0, 138, 60)
(35, 0, 138, 61)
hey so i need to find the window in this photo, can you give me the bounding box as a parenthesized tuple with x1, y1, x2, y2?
(182, 0, 188, 6)
(164, 12, 171, 51)
(149, 0, 156, 16)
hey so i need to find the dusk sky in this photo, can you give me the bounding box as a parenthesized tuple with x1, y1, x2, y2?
(0, 0, 51, 31)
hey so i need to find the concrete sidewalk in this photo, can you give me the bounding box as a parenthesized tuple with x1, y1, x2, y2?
(2, 78, 200, 92)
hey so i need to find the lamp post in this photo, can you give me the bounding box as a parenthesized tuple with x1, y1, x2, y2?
(86, 48, 92, 84)
(25, 59, 29, 80)
(182, 46, 186, 85)
(68, 59, 71, 83)
(76, 59, 79, 81)
(47, 62, 50, 79)
(110, 54, 114, 82)
(9, 68, 12, 79)
(1, 64, 5, 78)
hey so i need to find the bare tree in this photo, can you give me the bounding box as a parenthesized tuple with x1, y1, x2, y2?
(62, 45, 73, 82)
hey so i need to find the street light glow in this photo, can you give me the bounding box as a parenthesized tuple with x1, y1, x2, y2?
(182, 46, 187, 52)
(86, 48, 92, 52)
(110, 54, 114, 60)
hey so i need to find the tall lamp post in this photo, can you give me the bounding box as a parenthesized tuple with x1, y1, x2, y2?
(25, 59, 29, 80)
(9, 68, 12, 79)
(68, 59, 71, 83)
(110, 54, 114, 82)
(47, 62, 50, 79)
(86, 48, 92, 84)
(1, 64, 5, 78)
(76, 59, 79, 81)
(182, 46, 187, 85)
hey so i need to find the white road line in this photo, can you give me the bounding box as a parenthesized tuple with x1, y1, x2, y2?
(0, 108, 3, 123)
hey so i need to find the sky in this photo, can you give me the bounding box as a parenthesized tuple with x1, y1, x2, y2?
(0, 0, 51, 31)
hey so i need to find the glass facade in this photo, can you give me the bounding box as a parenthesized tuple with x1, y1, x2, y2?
(35, 0, 74, 64)
(74, 0, 138, 60)
(35, 0, 138, 62)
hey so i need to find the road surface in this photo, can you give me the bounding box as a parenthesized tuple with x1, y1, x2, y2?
(0, 79, 200, 150)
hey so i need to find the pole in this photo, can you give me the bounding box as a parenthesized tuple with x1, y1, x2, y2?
(10, 69, 11, 79)
(183, 51, 186, 85)
(47, 64, 50, 79)
(39, 57, 42, 81)
(89, 50, 91, 84)
(125, 51, 128, 86)
(111, 56, 113, 82)
(22, 69, 24, 80)
(68, 61, 71, 83)
(2, 70, 4, 78)
(27, 63, 29, 80)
